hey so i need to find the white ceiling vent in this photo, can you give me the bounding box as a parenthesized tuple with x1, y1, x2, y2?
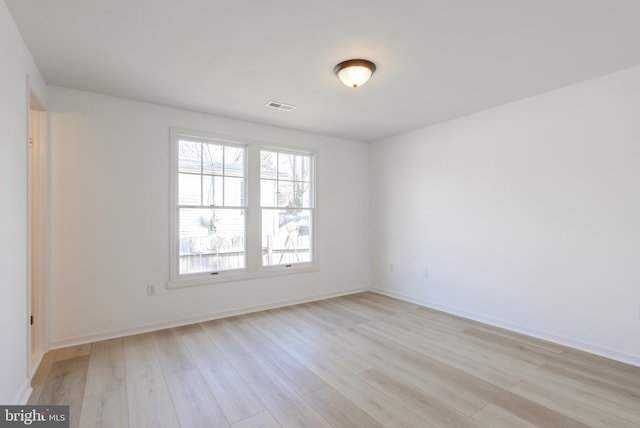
(266, 101, 296, 112)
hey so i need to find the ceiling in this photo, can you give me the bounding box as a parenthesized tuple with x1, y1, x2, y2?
(7, 0, 640, 142)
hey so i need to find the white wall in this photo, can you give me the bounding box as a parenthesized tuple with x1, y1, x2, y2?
(48, 86, 370, 346)
(0, 0, 47, 404)
(370, 66, 640, 365)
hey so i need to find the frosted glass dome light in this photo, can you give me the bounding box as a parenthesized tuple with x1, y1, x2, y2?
(334, 59, 376, 88)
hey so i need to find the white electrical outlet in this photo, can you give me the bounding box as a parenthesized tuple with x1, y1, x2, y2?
(389, 264, 394, 273)
(422, 269, 429, 279)
(147, 283, 156, 296)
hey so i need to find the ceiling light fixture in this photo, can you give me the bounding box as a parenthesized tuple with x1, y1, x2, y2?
(334, 59, 376, 88)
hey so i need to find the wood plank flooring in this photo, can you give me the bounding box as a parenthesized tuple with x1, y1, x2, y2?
(29, 292, 640, 427)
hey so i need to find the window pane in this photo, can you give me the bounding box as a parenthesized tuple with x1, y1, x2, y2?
(261, 151, 277, 179)
(179, 208, 245, 274)
(261, 179, 277, 207)
(224, 177, 245, 206)
(295, 182, 312, 208)
(179, 173, 201, 205)
(224, 146, 244, 177)
(262, 209, 311, 266)
(203, 176, 223, 206)
(294, 154, 311, 182)
(277, 181, 294, 207)
(179, 140, 201, 173)
(202, 143, 224, 175)
(278, 152, 294, 180)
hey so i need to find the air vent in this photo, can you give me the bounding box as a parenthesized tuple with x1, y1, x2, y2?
(266, 101, 296, 112)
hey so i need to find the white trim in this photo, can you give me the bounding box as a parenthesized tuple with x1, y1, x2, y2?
(49, 287, 367, 349)
(25, 75, 33, 381)
(13, 379, 32, 405)
(371, 287, 640, 368)
(44, 285, 640, 368)
(26, 83, 51, 376)
(167, 264, 319, 289)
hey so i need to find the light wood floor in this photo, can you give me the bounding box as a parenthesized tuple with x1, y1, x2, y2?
(29, 292, 640, 428)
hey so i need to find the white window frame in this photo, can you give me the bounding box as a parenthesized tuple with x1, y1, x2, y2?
(168, 128, 318, 289)
(259, 147, 315, 268)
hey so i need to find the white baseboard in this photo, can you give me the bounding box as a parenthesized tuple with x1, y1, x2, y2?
(50, 287, 368, 349)
(13, 379, 32, 405)
(371, 287, 640, 368)
(46, 285, 640, 367)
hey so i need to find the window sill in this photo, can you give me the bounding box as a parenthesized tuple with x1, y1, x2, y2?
(166, 263, 319, 289)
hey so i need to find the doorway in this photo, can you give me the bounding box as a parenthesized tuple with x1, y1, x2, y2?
(28, 90, 48, 374)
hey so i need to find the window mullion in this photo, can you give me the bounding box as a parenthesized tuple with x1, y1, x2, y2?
(246, 145, 262, 272)
(200, 142, 204, 206)
(221, 145, 225, 207)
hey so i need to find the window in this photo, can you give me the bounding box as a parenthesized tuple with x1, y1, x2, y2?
(261, 150, 313, 266)
(176, 136, 246, 275)
(169, 129, 316, 288)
